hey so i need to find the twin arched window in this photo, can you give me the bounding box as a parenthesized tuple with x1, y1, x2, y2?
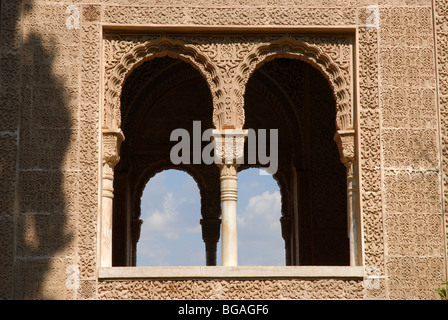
(137, 168, 283, 266)
(112, 56, 352, 268)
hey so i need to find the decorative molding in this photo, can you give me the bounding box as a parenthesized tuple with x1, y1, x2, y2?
(102, 129, 125, 170)
(334, 129, 355, 166)
(237, 37, 353, 131)
(104, 34, 353, 131)
(103, 37, 220, 129)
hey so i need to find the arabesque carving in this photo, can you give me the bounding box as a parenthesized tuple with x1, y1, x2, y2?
(2, 0, 444, 301)
(104, 34, 353, 132)
(237, 37, 353, 131)
(104, 37, 220, 129)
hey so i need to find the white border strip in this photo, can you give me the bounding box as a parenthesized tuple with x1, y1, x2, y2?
(99, 266, 364, 280)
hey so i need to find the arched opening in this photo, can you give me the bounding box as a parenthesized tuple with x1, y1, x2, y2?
(244, 57, 350, 266)
(112, 56, 221, 267)
(109, 47, 352, 268)
(237, 168, 284, 266)
(137, 169, 202, 266)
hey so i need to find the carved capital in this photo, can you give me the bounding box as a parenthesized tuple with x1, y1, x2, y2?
(102, 129, 125, 172)
(212, 129, 247, 165)
(280, 216, 292, 241)
(218, 163, 238, 180)
(200, 218, 221, 243)
(334, 129, 355, 166)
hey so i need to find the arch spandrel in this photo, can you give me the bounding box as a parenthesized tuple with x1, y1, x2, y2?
(103, 34, 355, 160)
(103, 37, 222, 130)
(235, 37, 354, 132)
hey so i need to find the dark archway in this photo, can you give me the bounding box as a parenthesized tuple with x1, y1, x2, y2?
(244, 58, 349, 266)
(113, 56, 221, 267)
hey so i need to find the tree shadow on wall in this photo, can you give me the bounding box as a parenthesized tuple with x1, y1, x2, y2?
(6, 3, 73, 299)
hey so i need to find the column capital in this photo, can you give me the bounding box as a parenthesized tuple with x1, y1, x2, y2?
(200, 218, 221, 243)
(334, 129, 355, 167)
(102, 128, 125, 169)
(212, 129, 248, 165)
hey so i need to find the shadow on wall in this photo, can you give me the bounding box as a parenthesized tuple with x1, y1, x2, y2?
(1, 2, 73, 299)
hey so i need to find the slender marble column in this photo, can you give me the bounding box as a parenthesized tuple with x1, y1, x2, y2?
(100, 129, 124, 268)
(346, 161, 358, 266)
(219, 164, 239, 266)
(213, 129, 247, 266)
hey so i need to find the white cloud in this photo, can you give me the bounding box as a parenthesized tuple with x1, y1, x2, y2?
(137, 241, 172, 266)
(186, 224, 201, 233)
(164, 232, 180, 240)
(237, 190, 284, 266)
(144, 192, 177, 231)
(137, 170, 203, 266)
(238, 190, 281, 230)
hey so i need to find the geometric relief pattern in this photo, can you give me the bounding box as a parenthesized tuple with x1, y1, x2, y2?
(103, 5, 357, 26)
(380, 5, 445, 299)
(14, 2, 81, 300)
(380, 88, 437, 129)
(78, 17, 101, 299)
(8, 1, 102, 299)
(357, 26, 385, 299)
(103, 34, 353, 131)
(435, 0, 448, 299)
(2, 0, 447, 300)
(98, 279, 364, 300)
(0, 0, 21, 299)
(381, 129, 438, 169)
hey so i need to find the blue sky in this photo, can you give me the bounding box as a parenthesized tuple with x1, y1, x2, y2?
(136, 168, 284, 266)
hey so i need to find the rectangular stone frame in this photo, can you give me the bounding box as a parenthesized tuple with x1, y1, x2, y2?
(2, 0, 445, 301)
(97, 24, 364, 287)
(88, 2, 446, 300)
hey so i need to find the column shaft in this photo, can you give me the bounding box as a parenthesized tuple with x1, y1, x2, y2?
(100, 164, 114, 268)
(100, 129, 124, 268)
(220, 165, 238, 266)
(347, 161, 358, 266)
(213, 129, 247, 267)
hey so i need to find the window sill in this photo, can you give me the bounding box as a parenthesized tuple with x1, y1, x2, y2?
(98, 266, 364, 280)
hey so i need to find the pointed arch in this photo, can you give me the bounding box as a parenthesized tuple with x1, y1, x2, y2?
(104, 37, 222, 130)
(236, 37, 353, 132)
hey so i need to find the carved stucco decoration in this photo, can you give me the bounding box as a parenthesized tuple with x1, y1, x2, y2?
(102, 129, 125, 174)
(334, 129, 355, 166)
(2, 0, 444, 301)
(104, 37, 221, 129)
(104, 34, 353, 133)
(236, 37, 353, 131)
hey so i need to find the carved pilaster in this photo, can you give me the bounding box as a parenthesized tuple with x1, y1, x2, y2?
(101, 129, 125, 268)
(334, 129, 359, 266)
(334, 130, 355, 167)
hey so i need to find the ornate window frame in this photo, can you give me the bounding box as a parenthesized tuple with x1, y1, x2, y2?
(98, 25, 363, 280)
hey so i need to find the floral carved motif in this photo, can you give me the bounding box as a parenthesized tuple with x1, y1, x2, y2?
(5, 0, 444, 301)
(104, 34, 353, 132)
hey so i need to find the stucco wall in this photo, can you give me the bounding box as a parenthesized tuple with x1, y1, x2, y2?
(0, 0, 446, 300)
